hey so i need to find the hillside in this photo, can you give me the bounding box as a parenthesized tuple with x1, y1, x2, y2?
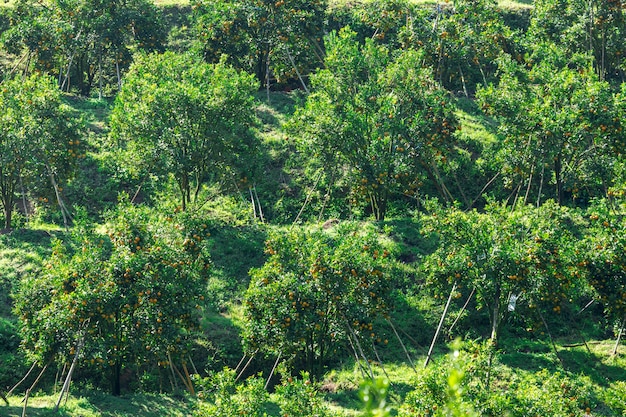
(2, 0, 626, 416)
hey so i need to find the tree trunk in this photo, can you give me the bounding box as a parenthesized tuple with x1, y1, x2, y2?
(554, 156, 563, 205)
(3, 203, 12, 230)
(112, 361, 121, 396)
(490, 284, 501, 342)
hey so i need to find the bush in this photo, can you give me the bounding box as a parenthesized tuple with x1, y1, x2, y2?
(194, 368, 268, 417)
(0, 318, 27, 391)
(274, 371, 329, 417)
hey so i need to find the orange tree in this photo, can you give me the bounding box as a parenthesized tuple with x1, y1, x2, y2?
(191, 0, 326, 88)
(110, 52, 259, 211)
(420, 201, 583, 343)
(242, 223, 394, 376)
(13, 202, 210, 395)
(399, 0, 514, 94)
(581, 198, 626, 338)
(528, 0, 626, 83)
(477, 48, 624, 206)
(0, 73, 83, 229)
(2, 0, 165, 95)
(288, 28, 458, 220)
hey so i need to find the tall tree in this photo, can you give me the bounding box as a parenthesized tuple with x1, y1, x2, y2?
(192, 0, 326, 89)
(529, 0, 626, 82)
(1, 0, 166, 96)
(289, 28, 458, 220)
(399, 0, 514, 95)
(110, 52, 259, 211)
(421, 201, 583, 343)
(243, 223, 393, 376)
(477, 50, 624, 206)
(0, 74, 83, 229)
(14, 203, 210, 395)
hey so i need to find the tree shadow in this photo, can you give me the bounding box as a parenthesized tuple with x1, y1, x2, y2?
(499, 338, 626, 387)
(558, 346, 626, 387)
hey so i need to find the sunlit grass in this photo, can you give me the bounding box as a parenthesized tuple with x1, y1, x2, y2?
(3, 392, 195, 417)
(153, 0, 190, 7)
(329, 0, 533, 10)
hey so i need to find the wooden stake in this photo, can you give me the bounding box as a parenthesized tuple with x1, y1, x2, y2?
(236, 351, 257, 381)
(7, 362, 36, 397)
(234, 354, 247, 374)
(447, 286, 475, 335)
(21, 389, 30, 417)
(612, 314, 626, 357)
(346, 330, 368, 379)
(188, 355, 199, 376)
(345, 322, 374, 379)
(168, 353, 191, 393)
(55, 338, 84, 412)
(386, 318, 416, 371)
(424, 281, 457, 368)
(181, 362, 195, 396)
(371, 342, 390, 381)
(265, 352, 282, 390)
(23, 362, 49, 401)
(537, 308, 564, 368)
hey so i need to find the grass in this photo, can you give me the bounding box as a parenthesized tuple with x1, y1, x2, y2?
(328, 0, 533, 11)
(3, 338, 623, 417)
(153, 0, 190, 6)
(0, 228, 59, 317)
(2, 392, 195, 417)
(63, 95, 114, 134)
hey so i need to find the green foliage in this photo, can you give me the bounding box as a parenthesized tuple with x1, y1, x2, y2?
(528, 0, 626, 82)
(421, 201, 585, 341)
(581, 198, 626, 326)
(194, 368, 269, 417)
(13, 202, 210, 394)
(400, 0, 515, 94)
(477, 51, 623, 206)
(289, 28, 458, 220)
(110, 52, 260, 211)
(0, 317, 28, 391)
(1, 0, 166, 95)
(191, 0, 326, 87)
(274, 371, 329, 417)
(399, 340, 486, 417)
(360, 377, 392, 417)
(0, 73, 84, 229)
(243, 222, 394, 375)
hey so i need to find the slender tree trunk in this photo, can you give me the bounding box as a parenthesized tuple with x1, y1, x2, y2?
(116, 58, 122, 91)
(490, 284, 501, 342)
(112, 361, 121, 396)
(554, 157, 563, 205)
(266, 42, 271, 102)
(46, 164, 71, 231)
(98, 53, 103, 100)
